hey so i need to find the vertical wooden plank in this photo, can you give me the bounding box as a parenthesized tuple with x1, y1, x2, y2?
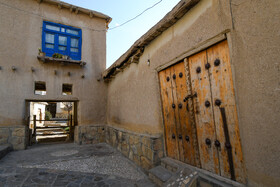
(184, 58, 201, 167)
(172, 61, 198, 165)
(159, 69, 179, 160)
(207, 40, 245, 183)
(170, 65, 184, 161)
(188, 51, 220, 174)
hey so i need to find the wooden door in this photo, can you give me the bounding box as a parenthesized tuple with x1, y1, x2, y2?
(206, 40, 245, 183)
(159, 68, 180, 160)
(188, 51, 220, 174)
(159, 40, 244, 183)
(159, 61, 199, 165)
(188, 40, 245, 183)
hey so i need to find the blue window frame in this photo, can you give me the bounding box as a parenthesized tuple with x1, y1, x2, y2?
(42, 21, 82, 60)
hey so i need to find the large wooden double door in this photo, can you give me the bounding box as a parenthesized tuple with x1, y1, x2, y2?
(159, 41, 245, 183)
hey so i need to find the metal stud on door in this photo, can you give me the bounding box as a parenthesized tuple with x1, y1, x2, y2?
(171, 63, 196, 164)
(188, 51, 219, 174)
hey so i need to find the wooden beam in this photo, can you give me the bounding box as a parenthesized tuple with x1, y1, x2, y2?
(57, 3, 62, 9)
(70, 6, 74, 13)
(75, 8, 79, 14)
(89, 12, 94, 18)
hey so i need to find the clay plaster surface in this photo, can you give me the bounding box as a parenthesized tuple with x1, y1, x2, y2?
(0, 0, 108, 127)
(106, 0, 280, 186)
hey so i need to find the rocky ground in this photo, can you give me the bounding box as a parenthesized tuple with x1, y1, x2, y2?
(0, 143, 156, 187)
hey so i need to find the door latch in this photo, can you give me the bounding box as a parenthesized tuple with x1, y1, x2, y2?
(183, 92, 197, 102)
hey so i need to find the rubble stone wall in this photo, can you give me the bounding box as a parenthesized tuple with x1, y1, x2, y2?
(75, 125, 164, 171)
(0, 126, 27, 150)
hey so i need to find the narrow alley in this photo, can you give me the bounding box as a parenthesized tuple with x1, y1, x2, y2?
(0, 143, 155, 187)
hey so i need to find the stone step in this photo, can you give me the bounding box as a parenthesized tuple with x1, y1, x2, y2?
(148, 165, 173, 186)
(157, 157, 245, 187)
(161, 157, 182, 173)
(0, 144, 12, 160)
(37, 136, 67, 143)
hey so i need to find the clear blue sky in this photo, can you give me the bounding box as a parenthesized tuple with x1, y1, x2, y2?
(62, 0, 181, 67)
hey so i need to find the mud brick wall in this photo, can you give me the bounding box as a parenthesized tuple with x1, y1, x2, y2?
(0, 126, 27, 150)
(105, 126, 164, 171)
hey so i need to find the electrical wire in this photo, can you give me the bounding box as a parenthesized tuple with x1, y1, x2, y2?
(0, 0, 163, 32)
(109, 0, 163, 30)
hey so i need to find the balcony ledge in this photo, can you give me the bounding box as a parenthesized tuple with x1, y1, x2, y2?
(37, 56, 86, 67)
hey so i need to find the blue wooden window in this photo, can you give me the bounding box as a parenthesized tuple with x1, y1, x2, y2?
(42, 21, 82, 60)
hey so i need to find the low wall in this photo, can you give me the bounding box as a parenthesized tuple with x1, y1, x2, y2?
(75, 125, 164, 171)
(74, 125, 106, 145)
(0, 126, 27, 150)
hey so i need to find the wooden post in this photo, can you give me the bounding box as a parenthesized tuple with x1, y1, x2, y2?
(69, 114, 73, 140)
(33, 115, 37, 143)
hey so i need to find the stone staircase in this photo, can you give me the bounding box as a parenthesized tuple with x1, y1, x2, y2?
(36, 126, 69, 143)
(148, 157, 245, 187)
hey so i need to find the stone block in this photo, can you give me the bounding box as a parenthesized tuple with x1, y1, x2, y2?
(146, 148, 154, 161)
(142, 145, 153, 161)
(140, 156, 153, 170)
(10, 136, 25, 150)
(121, 133, 126, 142)
(129, 150, 133, 160)
(99, 134, 105, 143)
(153, 138, 163, 151)
(117, 143, 121, 151)
(111, 132, 117, 147)
(98, 127, 103, 133)
(0, 128, 9, 145)
(142, 137, 152, 148)
(121, 148, 129, 157)
(117, 131, 122, 142)
(136, 143, 143, 156)
(133, 155, 141, 166)
(12, 128, 25, 137)
(129, 135, 135, 145)
(134, 135, 141, 145)
(153, 150, 164, 163)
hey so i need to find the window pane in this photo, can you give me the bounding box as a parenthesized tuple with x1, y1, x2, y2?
(61, 28, 65, 32)
(59, 36, 67, 45)
(67, 29, 79, 35)
(71, 48, 78, 52)
(46, 24, 60, 31)
(46, 44, 54, 49)
(59, 46, 66, 51)
(71, 38, 79, 47)
(45, 33, 54, 43)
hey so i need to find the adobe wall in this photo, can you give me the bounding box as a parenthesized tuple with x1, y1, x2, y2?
(0, 0, 108, 149)
(228, 0, 280, 186)
(106, 0, 280, 186)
